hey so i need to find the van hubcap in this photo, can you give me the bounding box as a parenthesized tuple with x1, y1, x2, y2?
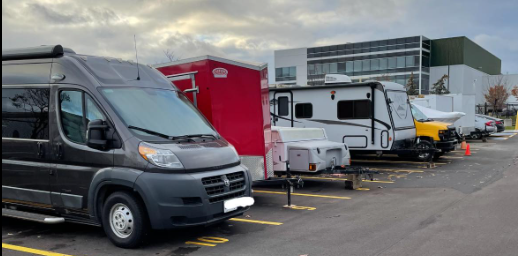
(109, 203, 134, 239)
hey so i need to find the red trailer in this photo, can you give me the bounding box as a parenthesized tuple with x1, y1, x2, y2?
(154, 56, 273, 181)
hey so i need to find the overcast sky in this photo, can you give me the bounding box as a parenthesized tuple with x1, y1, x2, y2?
(2, 0, 517, 81)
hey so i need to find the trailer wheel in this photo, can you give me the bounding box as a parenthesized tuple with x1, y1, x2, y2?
(415, 140, 434, 162)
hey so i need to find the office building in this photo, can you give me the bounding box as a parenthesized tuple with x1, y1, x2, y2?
(274, 36, 502, 96)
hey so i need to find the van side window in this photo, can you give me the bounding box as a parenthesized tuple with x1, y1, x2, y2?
(2, 88, 50, 140)
(60, 91, 106, 144)
(338, 100, 372, 119)
(278, 97, 289, 117)
(295, 103, 313, 119)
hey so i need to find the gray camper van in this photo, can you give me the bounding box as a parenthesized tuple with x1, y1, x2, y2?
(2, 45, 254, 248)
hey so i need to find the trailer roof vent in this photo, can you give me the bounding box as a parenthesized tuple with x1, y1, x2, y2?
(325, 74, 352, 85)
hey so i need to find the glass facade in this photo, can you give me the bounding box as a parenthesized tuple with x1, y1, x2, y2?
(276, 66, 296, 82)
(305, 36, 432, 94)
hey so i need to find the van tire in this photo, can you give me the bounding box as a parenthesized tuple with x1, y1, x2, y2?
(415, 140, 434, 162)
(102, 191, 150, 249)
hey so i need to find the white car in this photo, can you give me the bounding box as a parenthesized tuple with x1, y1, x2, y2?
(472, 115, 497, 139)
(272, 126, 351, 173)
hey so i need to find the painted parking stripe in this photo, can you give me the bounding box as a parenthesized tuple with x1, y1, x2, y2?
(300, 176, 395, 184)
(2, 243, 73, 256)
(185, 241, 217, 247)
(368, 168, 425, 173)
(352, 160, 448, 165)
(229, 218, 283, 226)
(254, 190, 352, 199)
(440, 156, 464, 159)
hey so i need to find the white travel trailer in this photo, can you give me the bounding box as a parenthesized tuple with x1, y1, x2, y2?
(271, 126, 351, 173)
(270, 75, 428, 158)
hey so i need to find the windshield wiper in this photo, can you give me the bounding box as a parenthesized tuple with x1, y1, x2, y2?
(128, 126, 194, 142)
(185, 134, 218, 139)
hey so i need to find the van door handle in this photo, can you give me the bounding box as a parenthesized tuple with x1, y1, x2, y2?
(55, 143, 64, 159)
(37, 142, 45, 158)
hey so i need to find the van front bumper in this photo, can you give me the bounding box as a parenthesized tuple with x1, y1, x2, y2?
(134, 165, 253, 230)
(435, 140, 457, 152)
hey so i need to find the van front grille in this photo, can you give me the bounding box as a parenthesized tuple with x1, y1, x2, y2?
(202, 172, 246, 203)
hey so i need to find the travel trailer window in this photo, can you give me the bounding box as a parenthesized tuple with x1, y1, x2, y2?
(2, 88, 50, 140)
(337, 100, 371, 119)
(278, 97, 289, 116)
(295, 103, 313, 119)
(386, 90, 415, 129)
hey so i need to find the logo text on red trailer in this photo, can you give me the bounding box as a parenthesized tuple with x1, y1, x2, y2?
(213, 68, 228, 78)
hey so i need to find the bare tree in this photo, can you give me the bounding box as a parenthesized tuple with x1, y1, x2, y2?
(163, 49, 181, 62)
(512, 85, 518, 98)
(484, 75, 511, 113)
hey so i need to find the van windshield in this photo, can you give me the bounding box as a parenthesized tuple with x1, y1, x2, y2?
(411, 105, 431, 122)
(101, 88, 217, 139)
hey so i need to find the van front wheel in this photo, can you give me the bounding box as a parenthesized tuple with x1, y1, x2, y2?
(415, 140, 434, 162)
(102, 191, 150, 249)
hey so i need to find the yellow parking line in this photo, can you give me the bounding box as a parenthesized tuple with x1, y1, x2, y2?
(2, 243, 73, 256)
(299, 176, 395, 184)
(352, 160, 447, 165)
(185, 241, 217, 247)
(369, 168, 425, 173)
(229, 218, 283, 226)
(253, 190, 352, 199)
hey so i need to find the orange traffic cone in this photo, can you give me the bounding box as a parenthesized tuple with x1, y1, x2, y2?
(460, 141, 467, 150)
(465, 144, 472, 156)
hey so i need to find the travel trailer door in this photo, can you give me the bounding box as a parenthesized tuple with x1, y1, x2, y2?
(386, 90, 415, 130)
(272, 92, 294, 127)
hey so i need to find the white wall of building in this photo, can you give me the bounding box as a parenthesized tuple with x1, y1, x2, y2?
(274, 48, 308, 85)
(430, 65, 518, 106)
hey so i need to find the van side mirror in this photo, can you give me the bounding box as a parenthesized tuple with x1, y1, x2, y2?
(87, 119, 109, 151)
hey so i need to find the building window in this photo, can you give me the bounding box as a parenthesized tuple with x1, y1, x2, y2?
(397, 57, 406, 68)
(276, 67, 297, 82)
(346, 61, 354, 73)
(278, 97, 289, 117)
(354, 60, 362, 72)
(296, 104, 313, 119)
(362, 60, 371, 71)
(406, 56, 415, 67)
(371, 59, 380, 71)
(338, 100, 372, 120)
(2, 88, 50, 140)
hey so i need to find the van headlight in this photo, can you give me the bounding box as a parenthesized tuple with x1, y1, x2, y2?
(139, 143, 184, 169)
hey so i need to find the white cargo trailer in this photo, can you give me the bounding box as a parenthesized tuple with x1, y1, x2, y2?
(271, 126, 351, 173)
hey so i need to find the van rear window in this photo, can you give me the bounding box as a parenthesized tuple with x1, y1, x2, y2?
(2, 88, 50, 140)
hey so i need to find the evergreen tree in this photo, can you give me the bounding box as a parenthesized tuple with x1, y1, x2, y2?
(431, 75, 450, 95)
(406, 72, 418, 95)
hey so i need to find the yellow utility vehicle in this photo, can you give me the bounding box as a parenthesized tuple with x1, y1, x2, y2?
(411, 105, 458, 161)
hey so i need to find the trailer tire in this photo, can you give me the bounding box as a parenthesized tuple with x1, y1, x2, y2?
(415, 140, 434, 162)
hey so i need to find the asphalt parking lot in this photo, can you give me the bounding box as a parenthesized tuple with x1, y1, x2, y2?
(3, 132, 518, 256)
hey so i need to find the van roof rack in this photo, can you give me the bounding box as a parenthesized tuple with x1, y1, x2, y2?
(2, 45, 75, 61)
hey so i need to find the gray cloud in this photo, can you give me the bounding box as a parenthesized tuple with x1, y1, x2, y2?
(2, 0, 517, 78)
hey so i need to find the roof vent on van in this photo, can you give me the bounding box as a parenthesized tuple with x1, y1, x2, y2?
(2, 45, 75, 61)
(324, 74, 352, 85)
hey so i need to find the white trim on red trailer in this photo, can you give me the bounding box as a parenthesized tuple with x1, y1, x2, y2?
(154, 55, 268, 71)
